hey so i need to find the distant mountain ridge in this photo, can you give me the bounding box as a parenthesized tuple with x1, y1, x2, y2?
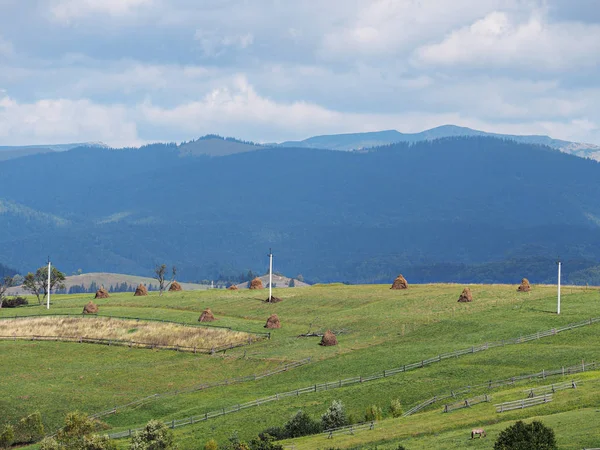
(0, 142, 107, 161)
(278, 125, 600, 161)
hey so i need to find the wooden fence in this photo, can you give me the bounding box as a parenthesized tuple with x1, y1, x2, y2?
(106, 316, 600, 439)
(324, 421, 375, 439)
(495, 394, 553, 412)
(443, 394, 491, 413)
(524, 380, 578, 397)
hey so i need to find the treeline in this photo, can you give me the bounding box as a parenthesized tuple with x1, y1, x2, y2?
(56, 281, 158, 295)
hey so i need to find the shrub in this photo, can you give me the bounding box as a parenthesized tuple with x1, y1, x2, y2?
(258, 427, 285, 441)
(40, 411, 113, 450)
(0, 425, 14, 449)
(494, 420, 557, 450)
(248, 434, 284, 450)
(283, 411, 322, 438)
(204, 439, 218, 450)
(364, 405, 383, 422)
(389, 399, 403, 418)
(321, 400, 348, 430)
(14, 411, 44, 444)
(130, 420, 174, 450)
(3, 296, 28, 308)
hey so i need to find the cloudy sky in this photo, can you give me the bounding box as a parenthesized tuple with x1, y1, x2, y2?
(1, 0, 599, 147)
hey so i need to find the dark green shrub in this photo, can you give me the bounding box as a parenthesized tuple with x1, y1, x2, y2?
(0, 425, 14, 449)
(494, 420, 557, 450)
(248, 434, 283, 450)
(283, 411, 322, 438)
(3, 296, 28, 308)
(14, 411, 44, 444)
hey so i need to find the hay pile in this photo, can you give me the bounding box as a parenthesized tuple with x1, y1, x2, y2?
(198, 308, 216, 322)
(390, 274, 409, 290)
(264, 314, 281, 329)
(266, 296, 283, 303)
(249, 277, 264, 289)
(169, 281, 183, 292)
(227, 285, 239, 291)
(94, 288, 109, 299)
(83, 301, 99, 314)
(320, 330, 338, 346)
(517, 278, 531, 292)
(457, 287, 473, 302)
(134, 284, 148, 296)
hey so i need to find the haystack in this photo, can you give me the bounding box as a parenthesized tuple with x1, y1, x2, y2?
(94, 287, 109, 299)
(83, 301, 99, 314)
(320, 330, 338, 346)
(228, 285, 239, 291)
(265, 314, 281, 329)
(517, 278, 531, 292)
(198, 308, 216, 322)
(457, 287, 473, 302)
(390, 274, 409, 290)
(265, 296, 283, 303)
(169, 281, 183, 292)
(249, 277, 264, 289)
(134, 284, 148, 296)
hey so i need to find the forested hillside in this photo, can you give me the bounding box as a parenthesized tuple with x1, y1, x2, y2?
(1, 137, 599, 284)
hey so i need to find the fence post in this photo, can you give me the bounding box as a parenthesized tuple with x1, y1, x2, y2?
(171, 420, 175, 429)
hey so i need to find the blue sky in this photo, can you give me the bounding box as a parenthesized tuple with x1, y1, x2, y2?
(0, 0, 599, 147)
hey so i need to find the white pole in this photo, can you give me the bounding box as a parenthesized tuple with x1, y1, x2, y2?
(557, 260, 561, 315)
(47, 259, 51, 310)
(269, 248, 273, 301)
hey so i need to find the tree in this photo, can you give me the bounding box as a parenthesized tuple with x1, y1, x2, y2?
(153, 265, 176, 296)
(494, 420, 557, 450)
(287, 278, 295, 287)
(282, 411, 322, 438)
(389, 399, 403, 418)
(321, 400, 347, 430)
(296, 274, 304, 282)
(130, 420, 174, 450)
(0, 276, 14, 309)
(39, 411, 115, 450)
(364, 405, 383, 421)
(23, 266, 66, 304)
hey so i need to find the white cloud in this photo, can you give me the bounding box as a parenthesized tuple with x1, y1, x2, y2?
(414, 10, 600, 70)
(50, 0, 153, 22)
(194, 30, 254, 56)
(0, 95, 139, 147)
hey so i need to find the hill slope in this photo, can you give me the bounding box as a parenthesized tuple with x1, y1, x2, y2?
(0, 136, 599, 283)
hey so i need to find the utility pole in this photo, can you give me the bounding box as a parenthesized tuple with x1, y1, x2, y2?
(47, 257, 51, 310)
(557, 258, 561, 315)
(268, 248, 273, 302)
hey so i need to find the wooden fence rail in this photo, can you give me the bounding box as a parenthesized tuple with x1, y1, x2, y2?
(495, 394, 553, 412)
(444, 394, 491, 413)
(524, 380, 578, 397)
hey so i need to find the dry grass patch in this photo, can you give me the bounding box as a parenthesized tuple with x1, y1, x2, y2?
(0, 316, 254, 349)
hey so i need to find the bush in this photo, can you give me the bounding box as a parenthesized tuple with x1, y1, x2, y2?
(130, 420, 174, 450)
(14, 411, 44, 444)
(40, 412, 114, 450)
(248, 434, 284, 450)
(283, 411, 322, 438)
(204, 439, 218, 450)
(389, 399, 403, 418)
(0, 425, 14, 449)
(321, 400, 348, 430)
(494, 420, 557, 450)
(364, 405, 383, 422)
(3, 296, 28, 308)
(258, 427, 285, 441)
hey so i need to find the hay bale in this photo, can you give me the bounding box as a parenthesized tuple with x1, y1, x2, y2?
(320, 330, 338, 346)
(249, 277, 264, 289)
(265, 314, 281, 329)
(517, 278, 531, 292)
(458, 287, 473, 302)
(265, 296, 283, 303)
(169, 281, 183, 292)
(83, 301, 99, 314)
(227, 285, 239, 291)
(94, 288, 109, 299)
(390, 274, 409, 290)
(134, 284, 148, 296)
(199, 308, 216, 322)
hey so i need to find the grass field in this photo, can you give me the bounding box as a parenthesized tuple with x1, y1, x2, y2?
(1, 283, 599, 449)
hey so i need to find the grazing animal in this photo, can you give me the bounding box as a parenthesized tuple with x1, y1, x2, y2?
(471, 428, 486, 439)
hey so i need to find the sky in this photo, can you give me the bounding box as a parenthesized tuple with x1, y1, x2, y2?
(0, 0, 600, 147)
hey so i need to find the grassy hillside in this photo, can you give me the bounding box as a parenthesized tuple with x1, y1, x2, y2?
(1, 283, 600, 449)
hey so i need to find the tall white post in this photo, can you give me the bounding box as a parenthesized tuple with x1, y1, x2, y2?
(557, 260, 561, 315)
(269, 248, 273, 301)
(47, 259, 51, 310)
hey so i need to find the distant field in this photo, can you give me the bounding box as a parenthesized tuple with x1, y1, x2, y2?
(1, 283, 599, 449)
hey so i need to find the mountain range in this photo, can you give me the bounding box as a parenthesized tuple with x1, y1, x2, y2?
(1, 133, 600, 285)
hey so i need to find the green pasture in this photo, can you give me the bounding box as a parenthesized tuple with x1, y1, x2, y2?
(1, 283, 599, 448)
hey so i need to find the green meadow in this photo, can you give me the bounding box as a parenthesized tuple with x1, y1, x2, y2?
(1, 283, 599, 449)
